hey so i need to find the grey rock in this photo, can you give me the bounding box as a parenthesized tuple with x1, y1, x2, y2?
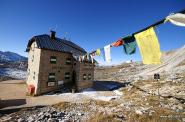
(177, 105, 183, 110)
(135, 110, 143, 115)
(48, 118, 53, 122)
(182, 118, 185, 122)
(17, 118, 24, 122)
(61, 119, 70, 122)
(39, 114, 46, 120)
(27, 116, 34, 122)
(77, 112, 82, 116)
(38, 112, 44, 117)
(57, 112, 65, 117)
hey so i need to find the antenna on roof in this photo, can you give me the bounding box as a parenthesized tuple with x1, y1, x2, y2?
(54, 24, 58, 31)
(68, 34, 72, 41)
(68, 37, 71, 41)
(63, 32, 68, 40)
(48, 24, 58, 32)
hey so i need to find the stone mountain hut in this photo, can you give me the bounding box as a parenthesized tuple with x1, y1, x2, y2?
(26, 31, 95, 95)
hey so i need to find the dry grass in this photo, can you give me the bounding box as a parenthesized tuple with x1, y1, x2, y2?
(118, 79, 185, 122)
(53, 100, 114, 112)
(52, 79, 185, 122)
(53, 101, 72, 110)
(176, 60, 185, 67)
(127, 107, 184, 122)
(88, 112, 123, 122)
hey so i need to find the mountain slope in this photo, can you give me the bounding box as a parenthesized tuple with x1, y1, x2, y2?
(138, 45, 185, 76)
(0, 51, 27, 62)
(95, 45, 185, 81)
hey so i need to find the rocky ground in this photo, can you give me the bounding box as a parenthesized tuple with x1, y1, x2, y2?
(1, 75, 184, 122)
(0, 106, 85, 122)
(0, 46, 185, 122)
(1, 79, 184, 122)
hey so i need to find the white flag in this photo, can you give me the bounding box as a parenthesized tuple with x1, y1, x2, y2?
(166, 13, 185, 27)
(103, 45, 111, 63)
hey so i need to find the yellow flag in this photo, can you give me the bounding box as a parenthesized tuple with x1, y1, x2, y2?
(134, 27, 161, 64)
(96, 48, 101, 56)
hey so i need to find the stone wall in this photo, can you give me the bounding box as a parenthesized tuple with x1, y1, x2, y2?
(75, 62, 94, 91)
(26, 42, 41, 95)
(27, 42, 94, 95)
(38, 49, 74, 94)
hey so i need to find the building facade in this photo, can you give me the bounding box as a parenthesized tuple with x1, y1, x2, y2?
(26, 31, 94, 95)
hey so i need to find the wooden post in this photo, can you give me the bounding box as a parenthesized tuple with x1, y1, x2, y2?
(154, 73, 161, 105)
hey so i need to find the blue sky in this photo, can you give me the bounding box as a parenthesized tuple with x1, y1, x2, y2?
(0, 0, 185, 65)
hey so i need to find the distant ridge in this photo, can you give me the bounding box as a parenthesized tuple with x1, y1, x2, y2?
(0, 51, 27, 62)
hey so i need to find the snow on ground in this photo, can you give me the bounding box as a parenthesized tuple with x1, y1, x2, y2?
(45, 88, 123, 102)
(113, 90, 123, 96)
(81, 90, 120, 101)
(0, 68, 26, 79)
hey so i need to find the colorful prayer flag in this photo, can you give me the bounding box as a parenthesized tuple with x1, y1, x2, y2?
(103, 45, 111, 63)
(111, 39, 123, 47)
(122, 36, 136, 55)
(96, 48, 101, 56)
(134, 27, 161, 64)
(165, 13, 185, 27)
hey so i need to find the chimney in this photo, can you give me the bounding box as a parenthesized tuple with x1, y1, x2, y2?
(50, 30, 56, 39)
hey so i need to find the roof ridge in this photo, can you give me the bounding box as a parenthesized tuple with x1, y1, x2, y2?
(27, 34, 87, 55)
(60, 39, 86, 53)
(35, 34, 86, 52)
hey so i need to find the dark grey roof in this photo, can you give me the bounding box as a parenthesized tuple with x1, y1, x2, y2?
(26, 34, 87, 56)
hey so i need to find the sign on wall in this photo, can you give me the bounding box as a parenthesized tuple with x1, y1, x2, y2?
(58, 80, 64, 85)
(48, 82, 55, 86)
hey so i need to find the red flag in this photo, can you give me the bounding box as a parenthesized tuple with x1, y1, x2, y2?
(111, 39, 123, 47)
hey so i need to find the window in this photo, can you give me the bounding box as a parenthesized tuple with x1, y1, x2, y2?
(34, 43, 36, 48)
(48, 73, 55, 81)
(27, 69, 30, 74)
(66, 58, 71, 65)
(83, 74, 87, 80)
(32, 55, 34, 62)
(32, 46, 34, 51)
(88, 74, 91, 80)
(65, 72, 70, 80)
(33, 72, 35, 79)
(50, 56, 57, 64)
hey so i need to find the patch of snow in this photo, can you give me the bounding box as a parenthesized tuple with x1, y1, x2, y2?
(113, 90, 123, 96)
(45, 89, 121, 102)
(91, 95, 119, 101)
(135, 110, 143, 115)
(0, 68, 26, 79)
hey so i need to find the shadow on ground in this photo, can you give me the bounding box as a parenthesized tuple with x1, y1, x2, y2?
(0, 105, 45, 116)
(0, 99, 26, 109)
(92, 80, 130, 91)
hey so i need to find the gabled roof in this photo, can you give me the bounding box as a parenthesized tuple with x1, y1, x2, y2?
(26, 34, 87, 56)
